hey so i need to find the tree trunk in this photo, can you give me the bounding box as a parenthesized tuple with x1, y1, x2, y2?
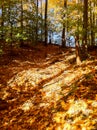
(90, 1, 95, 46)
(41, 0, 43, 42)
(36, 0, 38, 44)
(44, 0, 48, 46)
(82, 0, 88, 58)
(75, 0, 81, 65)
(62, 0, 67, 48)
(1, 1, 5, 48)
(75, 36, 81, 65)
(20, 0, 24, 47)
(8, 0, 13, 50)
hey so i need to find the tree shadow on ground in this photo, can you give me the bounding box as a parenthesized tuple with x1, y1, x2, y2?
(73, 70, 97, 100)
(0, 45, 97, 130)
(1, 66, 97, 129)
(0, 46, 75, 87)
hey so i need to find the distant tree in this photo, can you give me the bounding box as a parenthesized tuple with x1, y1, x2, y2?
(0, 1, 4, 43)
(0, 0, 97, 51)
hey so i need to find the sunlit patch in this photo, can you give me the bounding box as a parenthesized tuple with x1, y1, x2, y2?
(67, 99, 88, 116)
(1, 44, 97, 129)
(53, 112, 66, 123)
(39, 102, 49, 107)
(21, 100, 33, 112)
(62, 123, 71, 130)
(91, 101, 97, 107)
(66, 55, 75, 61)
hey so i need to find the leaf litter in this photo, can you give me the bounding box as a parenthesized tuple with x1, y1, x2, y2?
(0, 44, 97, 130)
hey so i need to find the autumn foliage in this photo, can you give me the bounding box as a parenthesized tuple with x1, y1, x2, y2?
(0, 44, 97, 130)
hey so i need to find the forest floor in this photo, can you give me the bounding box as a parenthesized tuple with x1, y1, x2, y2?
(0, 44, 97, 130)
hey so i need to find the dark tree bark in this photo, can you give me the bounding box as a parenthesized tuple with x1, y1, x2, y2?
(41, 0, 43, 42)
(44, 0, 48, 46)
(36, 0, 39, 44)
(20, 0, 24, 47)
(82, 0, 88, 58)
(62, 0, 67, 48)
(8, 0, 13, 50)
(90, 1, 95, 46)
(1, 1, 4, 42)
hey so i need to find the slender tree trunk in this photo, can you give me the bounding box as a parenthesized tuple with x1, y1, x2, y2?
(36, 0, 38, 44)
(62, 26, 66, 47)
(8, 0, 13, 50)
(82, 0, 88, 58)
(44, 0, 48, 46)
(20, 0, 24, 46)
(93, 1, 96, 45)
(95, 1, 97, 45)
(41, 0, 43, 42)
(62, 0, 67, 48)
(1, 1, 4, 47)
(75, 36, 81, 65)
(75, 0, 81, 65)
(90, 1, 95, 46)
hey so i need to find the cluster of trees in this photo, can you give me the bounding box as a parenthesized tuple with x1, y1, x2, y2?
(46, 0, 97, 64)
(0, 0, 46, 47)
(0, 0, 97, 63)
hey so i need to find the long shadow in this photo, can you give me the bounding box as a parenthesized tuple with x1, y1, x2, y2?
(1, 63, 97, 129)
(0, 46, 74, 67)
(0, 55, 76, 129)
(1, 46, 97, 129)
(58, 69, 97, 103)
(0, 48, 75, 88)
(74, 70, 97, 100)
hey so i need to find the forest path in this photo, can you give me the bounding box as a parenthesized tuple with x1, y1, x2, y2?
(0, 45, 97, 130)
